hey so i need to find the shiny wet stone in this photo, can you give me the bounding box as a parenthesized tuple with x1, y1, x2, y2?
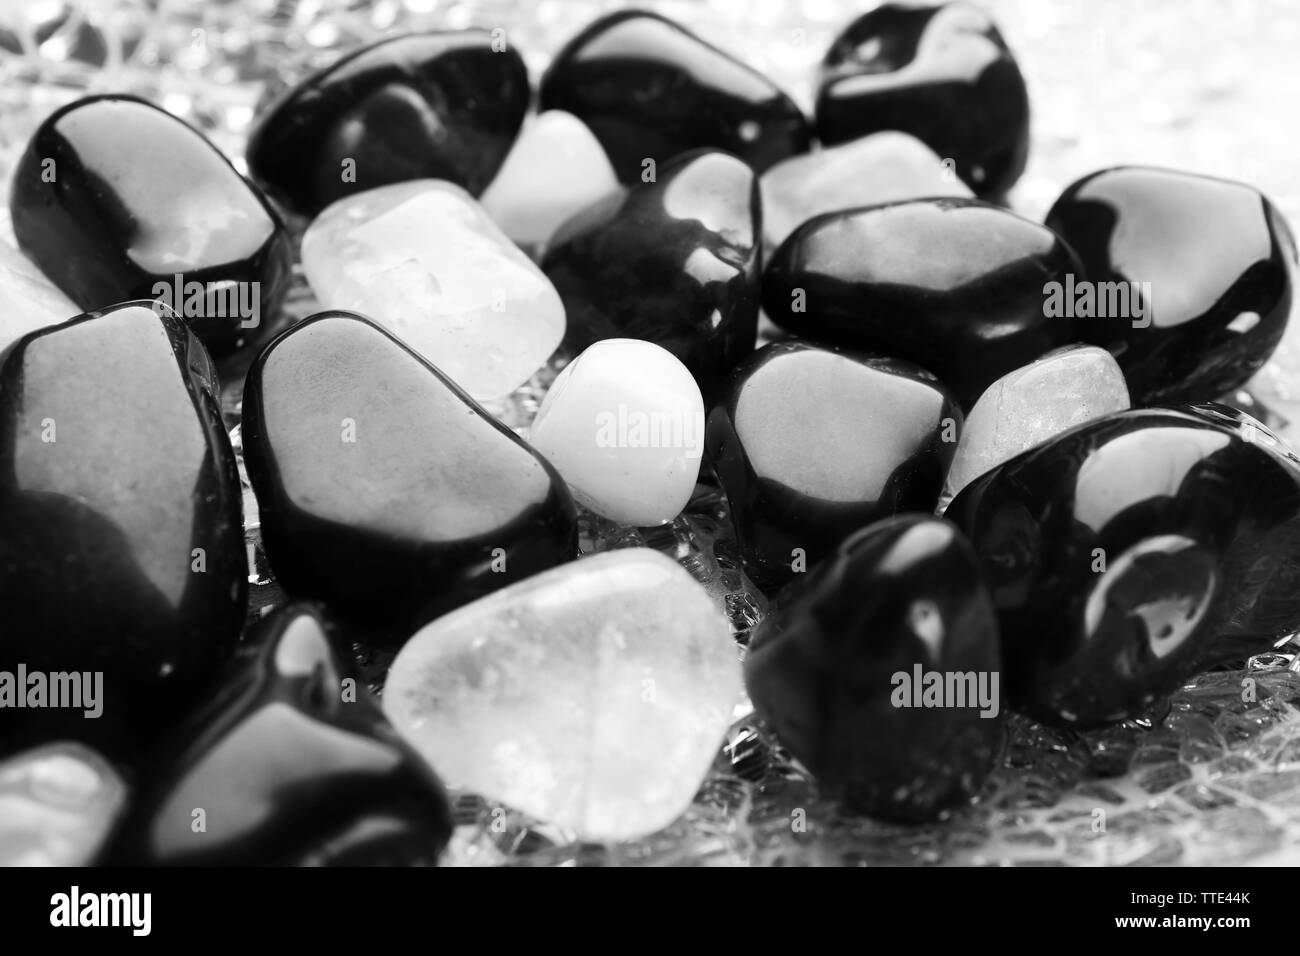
(0, 302, 246, 761)
(0, 742, 126, 865)
(706, 340, 960, 591)
(106, 604, 453, 865)
(9, 94, 292, 359)
(246, 30, 529, 217)
(946, 407, 1300, 729)
(815, 2, 1030, 196)
(746, 514, 1004, 822)
(383, 549, 740, 842)
(241, 311, 577, 642)
(539, 10, 810, 182)
(763, 198, 1082, 408)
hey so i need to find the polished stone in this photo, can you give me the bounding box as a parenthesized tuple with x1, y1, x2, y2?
(107, 604, 454, 865)
(815, 2, 1030, 196)
(9, 94, 292, 358)
(241, 311, 577, 641)
(1045, 166, 1297, 404)
(763, 198, 1082, 408)
(383, 549, 740, 842)
(301, 179, 566, 399)
(707, 340, 960, 591)
(543, 149, 760, 394)
(246, 30, 529, 217)
(746, 514, 1003, 822)
(946, 407, 1300, 728)
(529, 339, 704, 526)
(539, 10, 810, 182)
(0, 302, 246, 761)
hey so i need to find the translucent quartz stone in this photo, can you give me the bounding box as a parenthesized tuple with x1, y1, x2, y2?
(941, 344, 1130, 507)
(383, 549, 741, 842)
(0, 223, 79, 351)
(0, 742, 126, 866)
(479, 111, 620, 251)
(529, 339, 704, 526)
(300, 179, 566, 400)
(760, 131, 973, 251)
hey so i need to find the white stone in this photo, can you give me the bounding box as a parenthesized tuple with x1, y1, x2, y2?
(0, 210, 80, 352)
(529, 339, 704, 526)
(941, 345, 1131, 507)
(383, 548, 741, 842)
(760, 131, 974, 251)
(479, 111, 620, 250)
(301, 179, 566, 399)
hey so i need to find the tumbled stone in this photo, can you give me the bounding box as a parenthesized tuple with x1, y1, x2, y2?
(542, 149, 760, 394)
(530, 339, 704, 526)
(383, 549, 741, 841)
(539, 10, 810, 182)
(763, 198, 1082, 408)
(746, 515, 1003, 822)
(9, 94, 292, 359)
(0, 302, 246, 761)
(815, 2, 1030, 196)
(941, 345, 1130, 506)
(1045, 166, 1297, 404)
(946, 407, 1300, 728)
(479, 110, 621, 252)
(107, 604, 453, 865)
(0, 742, 126, 865)
(246, 30, 529, 217)
(760, 131, 973, 251)
(707, 340, 960, 591)
(301, 179, 566, 399)
(241, 311, 577, 642)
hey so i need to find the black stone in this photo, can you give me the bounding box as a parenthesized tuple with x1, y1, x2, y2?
(745, 514, 1004, 822)
(8, 94, 293, 360)
(815, 2, 1029, 196)
(106, 603, 454, 865)
(945, 407, 1300, 729)
(0, 302, 246, 761)
(242, 311, 578, 643)
(762, 198, 1081, 408)
(246, 30, 529, 217)
(543, 149, 761, 395)
(706, 339, 960, 591)
(539, 10, 810, 182)
(1044, 166, 1297, 405)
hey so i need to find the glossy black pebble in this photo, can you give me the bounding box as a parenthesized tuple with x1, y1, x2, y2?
(763, 198, 1081, 408)
(707, 339, 960, 591)
(246, 30, 529, 217)
(945, 407, 1300, 729)
(539, 10, 810, 183)
(0, 302, 246, 761)
(1044, 166, 1297, 405)
(543, 149, 761, 395)
(9, 94, 292, 359)
(746, 514, 1004, 822)
(106, 603, 454, 865)
(242, 311, 578, 642)
(815, 2, 1030, 196)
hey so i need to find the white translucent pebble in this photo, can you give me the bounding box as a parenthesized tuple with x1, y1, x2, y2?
(529, 339, 704, 526)
(0, 213, 81, 352)
(383, 548, 741, 842)
(300, 179, 566, 399)
(760, 131, 974, 251)
(0, 742, 127, 866)
(941, 345, 1131, 507)
(479, 111, 621, 249)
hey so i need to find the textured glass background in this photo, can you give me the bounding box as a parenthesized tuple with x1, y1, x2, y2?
(2, 0, 1299, 865)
